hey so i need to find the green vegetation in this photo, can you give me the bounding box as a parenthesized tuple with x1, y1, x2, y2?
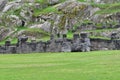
(0, 50, 120, 80)
(34, 6, 58, 16)
(35, 0, 47, 3)
(93, 2, 120, 14)
(34, 0, 87, 16)
(86, 28, 116, 32)
(67, 31, 73, 39)
(1, 0, 120, 44)
(90, 36, 110, 40)
(77, 0, 86, 2)
(0, 27, 50, 45)
(91, 3, 110, 9)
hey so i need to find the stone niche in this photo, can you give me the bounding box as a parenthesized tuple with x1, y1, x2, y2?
(5, 40, 11, 46)
(63, 34, 67, 39)
(111, 32, 118, 40)
(80, 32, 88, 39)
(72, 32, 91, 52)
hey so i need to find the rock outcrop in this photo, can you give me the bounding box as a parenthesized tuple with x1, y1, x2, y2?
(0, 0, 120, 44)
(0, 0, 8, 11)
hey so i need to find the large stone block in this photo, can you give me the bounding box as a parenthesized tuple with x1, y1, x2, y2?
(9, 46, 16, 53)
(36, 41, 46, 52)
(61, 42, 71, 52)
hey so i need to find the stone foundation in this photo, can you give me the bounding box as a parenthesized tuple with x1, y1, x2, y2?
(0, 33, 120, 54)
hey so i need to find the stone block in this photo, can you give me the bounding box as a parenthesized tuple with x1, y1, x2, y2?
(9, 46, 16, 53)
(61, 42, 71, 52)
(73, 34, 79, 40)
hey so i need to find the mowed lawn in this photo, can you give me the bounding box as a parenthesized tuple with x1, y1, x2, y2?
(0, 51, 120, 80)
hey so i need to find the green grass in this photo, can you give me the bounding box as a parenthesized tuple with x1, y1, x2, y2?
(34, 6, 58, 16)
(90, 36, 110, 40)
(35, 0, 47, 3)
(0, 50, 120, 80)
(0, 27, 50, 45)
(86, 28, 116, 32)
(94, 2, 120, 14)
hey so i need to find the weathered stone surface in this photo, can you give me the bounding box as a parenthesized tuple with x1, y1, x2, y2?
(0, 46, 6, 53)
(0, 0, 8, 11)
(72, 38, 81, 52)
(30, 21, 51, 32)
(5, 41, 11, 46)
(46, 40, 62, 52)
(7, 15, 22, 27)
(87, 0, 120, 3)
(0, 28, 11, 41)
(73, 34, 79, 40)
(48, 0, 59, 5)
(1, 34, 120, 53)
(9, 46, 16, 53)
(17, 36, 28, 47)
(36, 41, 46, 52)
(61, 42, 71, 52)
(90, 38, 115, 50)
(80, 38, 91, 52)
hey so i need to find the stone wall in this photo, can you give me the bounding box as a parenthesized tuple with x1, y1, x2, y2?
(0, 33, 120, 54)
(0, 33, 91, 54)
(91, 38, 120, 51)
(91, 39, 114, 50)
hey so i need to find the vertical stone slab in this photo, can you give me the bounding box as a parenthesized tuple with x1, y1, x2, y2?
(72, 34, 81, 52)
(61, 42, 71, 52)
(5, 40, 11, 53)
(80, 32, 91, 52)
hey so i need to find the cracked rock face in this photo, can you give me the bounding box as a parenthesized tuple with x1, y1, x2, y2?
(0, 28, 11, 41)
(0, 0, 8, 11)
(87, 0, 120, 3)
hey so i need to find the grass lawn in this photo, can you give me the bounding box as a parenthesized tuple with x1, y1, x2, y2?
(0, 50, 120, 80)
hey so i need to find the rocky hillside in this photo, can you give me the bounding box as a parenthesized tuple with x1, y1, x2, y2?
(0, 0, 120, 44)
